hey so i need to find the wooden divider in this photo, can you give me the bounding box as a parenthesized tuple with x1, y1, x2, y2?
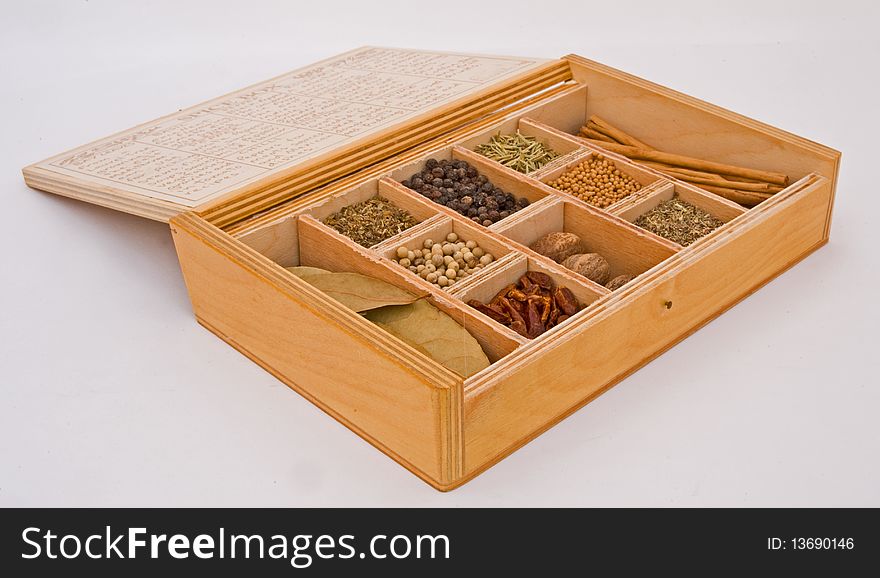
(371, 214, 448, 254)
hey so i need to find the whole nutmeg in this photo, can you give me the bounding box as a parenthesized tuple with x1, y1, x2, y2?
(605, 274, 634, 291)
(529, 231, 584, 263)
(562, 253, 611, 285)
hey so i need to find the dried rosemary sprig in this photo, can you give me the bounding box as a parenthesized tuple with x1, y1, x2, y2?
(323, 196, 419, 248)
(633, 197, 724, 246)
(474, 131, 559, 173)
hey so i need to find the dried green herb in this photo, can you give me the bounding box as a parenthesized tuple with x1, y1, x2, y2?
(474, 131, 559, 173)
(286, 267, 424, 312)
(634, 197, 725, 246)
(323, 196, 419, 248)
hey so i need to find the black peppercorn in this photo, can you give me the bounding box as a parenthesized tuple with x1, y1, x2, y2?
(400, 158, 527, 226)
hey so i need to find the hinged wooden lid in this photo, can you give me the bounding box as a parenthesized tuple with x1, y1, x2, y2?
(23, 47, 569, 225)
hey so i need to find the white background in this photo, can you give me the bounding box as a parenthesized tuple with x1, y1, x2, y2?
(2, 0, 878, 506)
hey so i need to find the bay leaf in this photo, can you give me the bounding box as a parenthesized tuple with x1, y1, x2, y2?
(365, 300, 490, 378)
(287, 267, 422, 313)
(286, 266, 332, 280)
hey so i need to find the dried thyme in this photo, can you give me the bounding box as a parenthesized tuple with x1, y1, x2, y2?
(633, 197, 724, 246)
(323, 196, 419, 248)
(474, 131, 559, 173)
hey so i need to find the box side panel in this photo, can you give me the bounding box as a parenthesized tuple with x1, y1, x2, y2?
(170, 214, 462, 488)
(462, 176, 833, 479)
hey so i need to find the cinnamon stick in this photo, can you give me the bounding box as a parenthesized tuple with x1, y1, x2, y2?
(640, 162, 726, 182)
(660, 172, 782, 193)
(588, 116, 652, 149)
(578, 127, 616, 143)
(696, 184, 772, 208)
(578, 138, 789, 186)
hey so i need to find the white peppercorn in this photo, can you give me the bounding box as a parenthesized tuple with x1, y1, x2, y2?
(392, 236, 497, 290)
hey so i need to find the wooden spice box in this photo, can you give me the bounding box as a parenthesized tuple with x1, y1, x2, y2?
(22, 48, 841, 490)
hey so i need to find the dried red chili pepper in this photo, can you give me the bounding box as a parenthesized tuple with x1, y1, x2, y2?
(508, 288, 529, 302)
(468, 300, 509, 324)
(537, 295, 553, 324)
(553, 286, 579, 316)
(467, 271, 582, 338)
(524, 300, 545, 338)
(525, 271, 553, 289)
